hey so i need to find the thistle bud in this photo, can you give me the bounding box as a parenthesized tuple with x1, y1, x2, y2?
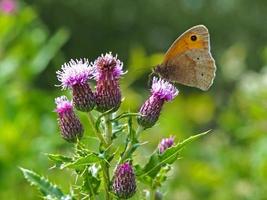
(112, 162, 136, 199)
(92, 52, 125, 112)
(57, 59, 95, 112)
(55, 96, 83, 142)
(158, 136, 175, 154)
(138, 77, 178, 129)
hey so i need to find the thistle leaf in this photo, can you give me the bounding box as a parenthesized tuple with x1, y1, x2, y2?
(20, 168, 72, 200)
(138, 131, 210, 180)
(46, 153, 73, 168)
(62, 153, 102, 169)
(81, 166, 101, 198)
(152, 165, 172, 188)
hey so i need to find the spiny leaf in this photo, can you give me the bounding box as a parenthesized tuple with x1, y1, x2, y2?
(20, 168, 71, 200)
(141, 152, 160, 178)
(152, 165, 172, 189)
(139, 131, 210, 179)
(134, 164, 153, 186)
(46, 154, 73, 168)
(62, 154, 102, 169)
(81, 166, 101, 198)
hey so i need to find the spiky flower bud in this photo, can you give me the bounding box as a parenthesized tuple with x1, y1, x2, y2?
(112, 162, 136, 199)
(158, 136, 175, 154)
(92, 52, 125, 112)
(57, 59, 95, 112)
(55, 96, 83, 142)
(137, 77, 178, 129)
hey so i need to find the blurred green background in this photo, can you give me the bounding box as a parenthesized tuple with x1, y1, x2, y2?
(1, 0, 267, 199)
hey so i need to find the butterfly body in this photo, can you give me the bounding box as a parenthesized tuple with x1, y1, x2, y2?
(153, 25, 216, 91)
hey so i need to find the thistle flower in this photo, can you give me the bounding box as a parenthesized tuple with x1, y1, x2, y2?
(57, 59, 95, 112)
(0, 0, 16, 13)
(137, 77, 178, 129)
(112, 162, 136, 199)
(92, 52, 124, 112)
(158, 136, 175, 154)
(55, 96, 83, 142)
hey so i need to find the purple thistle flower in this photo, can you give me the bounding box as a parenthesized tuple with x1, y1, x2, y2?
(57, 59, 95, 112)
(137, 77, 178, 129)
(112, 162, 136, 199)
(92, 52, 125, 112)
(158, 136, 175, 154)
(55, 96, 83, 142)
(0, 0, 16, 13)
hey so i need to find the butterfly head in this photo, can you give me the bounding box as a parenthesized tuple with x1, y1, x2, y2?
(153, 64, 172, 80)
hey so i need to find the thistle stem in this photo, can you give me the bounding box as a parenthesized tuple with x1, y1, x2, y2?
(150, 188, 156, 200)
(87, 112, 108, 147)
(120, 126, 144, 162)
(101, 161, 111, 200)
(104, 114, 113, 145)
(136, 125, 144, 138)
(120, 141, 133, 163)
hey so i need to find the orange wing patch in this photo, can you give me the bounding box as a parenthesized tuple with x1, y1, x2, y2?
(163, 25, 209, 65)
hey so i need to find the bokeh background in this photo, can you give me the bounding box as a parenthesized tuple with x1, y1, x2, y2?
(1, 0, 267, 199)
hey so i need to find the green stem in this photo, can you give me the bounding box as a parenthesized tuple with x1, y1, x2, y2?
(136, 125, 144, 138)
(100, 114, 113, 199)
(120, 126, 144, 162)
(120, 141, 133, 163)
(87, 112, 108, 147)
(104, 114, 113, 145)
(150, 188, 156, 200)
(101, 161, 111, 200)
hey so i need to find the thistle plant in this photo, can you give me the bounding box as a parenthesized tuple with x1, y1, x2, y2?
(21, 52, 210, 200)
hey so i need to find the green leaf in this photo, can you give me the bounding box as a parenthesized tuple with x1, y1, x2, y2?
(62, 154, 102, 169)
(46, 153, 73, 168)
(134, 164, 153, 186)
(81, 166, 101, 198)
(141, 152, 161, 178)
(20, 167, 72, 200)
(152, 165, 172, 189)
(75, 141, 90, 157)
(138, 131, 210, 180)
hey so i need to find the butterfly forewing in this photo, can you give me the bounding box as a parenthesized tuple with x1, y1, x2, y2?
(159, 25, 216, 91)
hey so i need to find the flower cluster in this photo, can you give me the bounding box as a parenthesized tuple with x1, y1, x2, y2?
(55, 53, 125, 142)
(53, 52, 180, 199)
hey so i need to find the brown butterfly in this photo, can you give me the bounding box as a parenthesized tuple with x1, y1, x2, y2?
(153, 25, 216, 91)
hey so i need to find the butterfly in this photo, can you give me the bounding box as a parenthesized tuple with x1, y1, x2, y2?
(153, 25, 216, 91)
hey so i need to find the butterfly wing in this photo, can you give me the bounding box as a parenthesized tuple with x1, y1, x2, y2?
(160, 25, 216, 91)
